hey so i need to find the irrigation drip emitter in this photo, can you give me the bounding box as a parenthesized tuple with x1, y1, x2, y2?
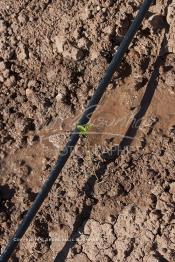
(0, 0, 153, 260)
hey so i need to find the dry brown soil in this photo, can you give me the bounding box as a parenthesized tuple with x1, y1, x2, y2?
(0, 0, 175, 261)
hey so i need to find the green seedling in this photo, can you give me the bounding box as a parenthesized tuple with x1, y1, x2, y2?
(77, 124, 93, 137)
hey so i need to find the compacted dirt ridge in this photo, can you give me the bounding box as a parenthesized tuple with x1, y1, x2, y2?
(0, 0, 175, 261)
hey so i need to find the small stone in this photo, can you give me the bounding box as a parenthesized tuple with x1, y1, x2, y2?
(16, 95, 25, 103)
(7, 28, 12, 35)
(170, 182, 175, 194)
(77, 37, 89, 48)
(10, 75, 16, 83)
(25, 88, 34, 98)
(19, 87, 26, 96)
(71, 47, 84, 60)
(0, 61, 6, 71)
(46, 68, 57, 81)
(11, 22, 19, 34)
(55, 35, 65, 53)
(17, 43, 27, 61)
(4, 76, 15, 87)
(73, 28, 80, 39)
(90, 48, 99, 60)
(27, 80, 36, 88)
(18, 13, 28, 24)
(3, 69, 10, 78)
(56, 93, 63, 102)
(25, 88, 38, 105)
(10, 36, 17, 46)
(0, 20, 6, 33)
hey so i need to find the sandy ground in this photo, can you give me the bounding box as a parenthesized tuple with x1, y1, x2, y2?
(0, 0, 175, 261)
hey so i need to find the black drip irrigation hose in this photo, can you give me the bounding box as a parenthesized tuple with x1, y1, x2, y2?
(0, 0, 153, 260)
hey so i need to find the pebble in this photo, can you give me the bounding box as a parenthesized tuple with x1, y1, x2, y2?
(77, 37, 88, 48)
(11, 22, 19, 35)
(18, 13, 28, 24)
(16, 95, 25, 103)
(4, 80, 11, 87)
(56, 93, 63, 102)
(7, 28, 12, 36)
(46, 68, 57, 81)
(71, 47, 84, 60)
(19, 87, 26, 96)
(17, 43, 27, 61)
(2, 69, 10, 78)
(90, 48, 99, 60)
(4, 75, 16, 87)
(10, 36, 17, 46)
(25, 88, 34, 98)
(72, 28, 80, 39)
(0, 61, 6, 71)
(55, 35, 64, 53)
(169, 182, 175, 194)
(0, 19, 6, 33)
(27, 80, 36, 88)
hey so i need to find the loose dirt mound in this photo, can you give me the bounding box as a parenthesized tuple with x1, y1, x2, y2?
(0, 0, 175, 261)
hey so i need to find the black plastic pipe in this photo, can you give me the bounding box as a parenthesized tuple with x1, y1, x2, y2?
(0, 0, 153, 260)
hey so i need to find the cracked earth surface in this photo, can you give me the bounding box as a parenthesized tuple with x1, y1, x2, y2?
(0, 0, 175, 261)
